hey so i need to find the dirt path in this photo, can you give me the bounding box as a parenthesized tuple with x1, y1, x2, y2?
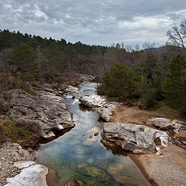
(110, 106, 186, 186)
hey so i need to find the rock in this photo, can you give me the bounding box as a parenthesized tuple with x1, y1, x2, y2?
(77, 163, 111, 182)
(79, 95, 120, 121)
(152, 118, 186, 132)
(155, 147, 162, 155)
(94, 132, 98, 136)
(0, 143, 42, 185)
(0, 98, 11, 114)
(5, 163, 48, 186)
(80, 95, 106, 107)
(97, 102, 119, 121)
(79, 74, 95, 82)
(101, 123, 169, 153)
(65, 85, 79, 94)
(107, 162, 136, 185)
(1, 85, 74, 138)
(173, 132, 186, 149)
(14, 161, 36, 169)
(64, 177, 84, 186)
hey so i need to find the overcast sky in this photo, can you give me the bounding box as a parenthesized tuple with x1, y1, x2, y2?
(1, 0, 186, 47)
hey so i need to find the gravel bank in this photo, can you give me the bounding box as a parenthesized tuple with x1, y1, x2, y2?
(0, 142, 34, 186)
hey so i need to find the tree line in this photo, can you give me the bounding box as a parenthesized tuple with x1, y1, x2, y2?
(0, 20, 185, 115)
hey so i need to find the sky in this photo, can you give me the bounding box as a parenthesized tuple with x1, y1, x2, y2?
(0, 0, 186, 47)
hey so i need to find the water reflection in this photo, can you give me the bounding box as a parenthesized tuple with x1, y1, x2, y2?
(35, 82, 150, 186)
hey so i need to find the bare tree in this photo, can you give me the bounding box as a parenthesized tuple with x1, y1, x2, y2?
(167, 20, 186, 48)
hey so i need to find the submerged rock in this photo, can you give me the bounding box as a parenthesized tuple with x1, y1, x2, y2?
(94, 132, 98, 136)
(77, 163, 111, 182)
(64, 177, 84, 186)
(108, 162, 136, 186)
(101, 123, 169, 153)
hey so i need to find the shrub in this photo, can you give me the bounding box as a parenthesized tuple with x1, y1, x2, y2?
(164, 54, 186, 115)
(101, 63, 140, 101)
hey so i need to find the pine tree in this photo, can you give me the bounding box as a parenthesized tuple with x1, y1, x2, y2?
(8, 43, 40, 81)
(164, 54, 186, 115)
(102, 63, 140, 101)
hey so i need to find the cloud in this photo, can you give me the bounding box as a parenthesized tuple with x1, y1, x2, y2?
(0, 0, 186, 46)
(118, 16, 173, 29)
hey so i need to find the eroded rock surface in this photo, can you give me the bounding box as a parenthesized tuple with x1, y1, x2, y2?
(79, 95, 120, 121)
(101, 122, 169, 153)
(0, 84, 74, 138)
(5, 161, 48, 186)
(151, 118, 186, 132)
(80, 95, 106, 107)
(0, 143, 48, 186)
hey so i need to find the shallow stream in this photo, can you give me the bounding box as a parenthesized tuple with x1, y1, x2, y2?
(35, 82, 150, 186)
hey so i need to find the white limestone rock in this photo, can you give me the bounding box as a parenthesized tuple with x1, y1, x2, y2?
(102, 122, 169, 153)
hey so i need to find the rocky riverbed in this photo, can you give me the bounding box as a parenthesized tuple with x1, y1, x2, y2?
(0, 142, 48, 186)
(0, 82, 77, 185)
(0, 83, 74, 139)
(107, 106, 186, 186)
(0, 74, 97, 186)
(0, 76, 185, 186)
(80, 92, 186, 186)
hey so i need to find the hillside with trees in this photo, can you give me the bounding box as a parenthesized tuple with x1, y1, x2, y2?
(0, 20, 186, 116)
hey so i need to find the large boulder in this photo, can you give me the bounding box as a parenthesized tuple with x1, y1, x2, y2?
(152, 118, 186, 132)
(101, 123, 169, 153)
(79, 95, 119, 121)
(80, 95, 106, 107)
(1, 85, 74, 138)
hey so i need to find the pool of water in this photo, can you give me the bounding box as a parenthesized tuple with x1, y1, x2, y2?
(35, 82, 150, 186)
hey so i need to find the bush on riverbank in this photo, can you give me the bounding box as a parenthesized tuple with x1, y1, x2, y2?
(101, 63, 140, 101)
(100, 55, 186, 115)
(0, 117, 40, 148)
(164, 54, 186, 116)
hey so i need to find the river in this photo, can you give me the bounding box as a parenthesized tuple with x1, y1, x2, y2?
(35, 81, 150, 186)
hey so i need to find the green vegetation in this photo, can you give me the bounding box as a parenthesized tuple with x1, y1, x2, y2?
(0, 20, 186, 115)
(100, 54, 186, 115)
(164, 55, 186, 115)
(8, 43, 39, 81)
(0, 117, 38, 147)
(101, 63, 140, 101)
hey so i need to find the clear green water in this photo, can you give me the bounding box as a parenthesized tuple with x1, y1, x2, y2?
(35, 82, 150, 186)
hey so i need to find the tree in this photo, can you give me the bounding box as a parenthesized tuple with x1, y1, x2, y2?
(167, 20, 186, 48)
(102, 63, 140, 101)
(164, 54, 186, 115)
(8, 43, 39, 81)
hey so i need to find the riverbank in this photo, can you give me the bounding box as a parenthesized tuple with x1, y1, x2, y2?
(1, 76, 185, 186)
(110, 106, 186, 186)
(0, 83, 73, 185)
(0, 74, 96, 186)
